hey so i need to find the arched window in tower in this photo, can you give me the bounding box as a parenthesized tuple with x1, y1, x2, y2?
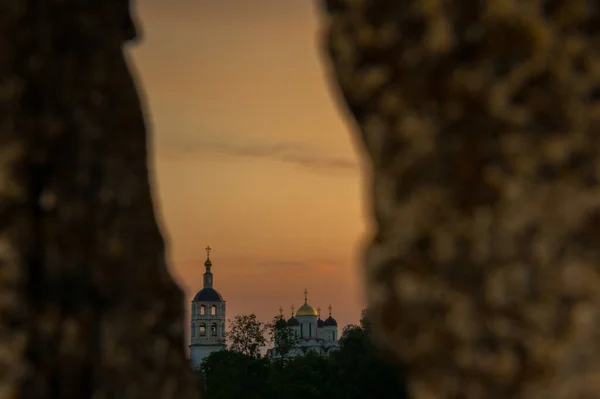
(199, 323, 206, 335)
(211, 305, 217, 316)
(211, 323, 217, 336)
(200, 305, 205, 315)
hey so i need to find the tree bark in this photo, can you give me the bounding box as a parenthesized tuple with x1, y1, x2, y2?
(319, 1, 600, 398)
(0, 2, 201, 397)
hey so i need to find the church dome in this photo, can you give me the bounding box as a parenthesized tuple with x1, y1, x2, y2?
(296, 303, 318, 317)
(317, 318, 324, 328)
(192, 287, 224, 302)
(324, 316, 337, 327)
(287, 317, 300, 326)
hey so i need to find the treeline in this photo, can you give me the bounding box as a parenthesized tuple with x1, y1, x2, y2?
(198, 310, 408, 399)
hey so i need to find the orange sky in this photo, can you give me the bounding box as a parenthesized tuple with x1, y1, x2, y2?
(126, 0, 373, 336)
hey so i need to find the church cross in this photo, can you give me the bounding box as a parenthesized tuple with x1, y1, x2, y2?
(328, 304, 332, 316)
(317, 306, 321, 317)
(279, 307, 283, 316)
(205, 245, 212, 258)
(304, 288, 308, 303)
(291, 304, 295, 316)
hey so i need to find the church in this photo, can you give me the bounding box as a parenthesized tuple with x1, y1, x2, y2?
(189, 246, 227, 368)
(267, 289, 340, 359)
(189, 246, 340, 367)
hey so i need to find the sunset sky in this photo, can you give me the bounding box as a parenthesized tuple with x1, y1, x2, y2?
(126, 0, 373, 334)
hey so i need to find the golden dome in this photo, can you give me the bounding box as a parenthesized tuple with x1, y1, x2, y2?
(295, 288, 318, 317)
(296, 303, 318, 317)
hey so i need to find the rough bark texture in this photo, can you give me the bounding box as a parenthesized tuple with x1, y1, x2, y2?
(0, 2, 202, 398)
(320, 1, 600, 398)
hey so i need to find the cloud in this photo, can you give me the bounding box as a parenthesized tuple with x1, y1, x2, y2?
(256, 260, 309, 269)
(312, 262, 338, 273)
(250, 259, 341, 275)
(174, 257, 340, 275)
(174, 257, 310, 275)
(240, 259, 310, 275)
(159, 138, 359, 174)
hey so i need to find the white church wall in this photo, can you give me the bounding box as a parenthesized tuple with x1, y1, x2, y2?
(296, 315, 317, 338)
(323, 326, 338, 342)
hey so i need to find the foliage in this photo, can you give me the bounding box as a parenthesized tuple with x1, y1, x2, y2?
(330, 315, 408, 399)
(359, 308, 370, 331)
(200, 309, 409, 399)
(276, 352, 334, 399)
(267, 314, 297, 361)
(201, 350, 271, 399)
(226, 313, 267, 358)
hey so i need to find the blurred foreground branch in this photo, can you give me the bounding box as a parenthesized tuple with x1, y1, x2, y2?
(320, 1, 600, 398)
(0, 2, 201, 397)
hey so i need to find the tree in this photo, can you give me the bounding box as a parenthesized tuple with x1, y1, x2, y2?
(267, 314, 297, 360)
(227, 314, 267, 358)
(201, 350, 272, 399)
(330, 310, 408, 399)
(359, 308, 370, 331)
(201, 309, 408, 398)
(278, 352, 333, 399)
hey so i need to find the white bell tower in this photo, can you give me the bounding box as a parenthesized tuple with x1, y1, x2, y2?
(189, 246, 227, 368)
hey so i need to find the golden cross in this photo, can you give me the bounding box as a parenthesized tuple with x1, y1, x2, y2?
(304, 288, 308, 303)
(317, 306, 321, 317)
(291, 304, 295, 316)
(205, 246, 211, 258)
(328, 304, 332, 316)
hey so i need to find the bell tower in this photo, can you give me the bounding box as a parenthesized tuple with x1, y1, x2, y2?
(189, 246, 227, 368)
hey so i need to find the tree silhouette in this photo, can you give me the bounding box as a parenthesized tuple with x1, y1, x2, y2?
(227, 314, 267, 358)
(201, 310, 408, 399)
(201, 350, 271, 399)
(329, 310, 408, 399)
(267, 314, 297, 361)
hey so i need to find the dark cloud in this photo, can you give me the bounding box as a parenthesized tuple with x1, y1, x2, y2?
(159, 139, 358, 174)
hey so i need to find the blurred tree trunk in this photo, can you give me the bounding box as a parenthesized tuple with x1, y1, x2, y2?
(0, 2, 202, 398)
(320, 1, 600, 398)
